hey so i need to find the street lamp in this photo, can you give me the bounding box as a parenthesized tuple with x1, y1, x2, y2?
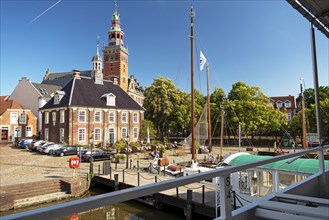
(125, 135, 130, 169)
(89, 134, 94, 175)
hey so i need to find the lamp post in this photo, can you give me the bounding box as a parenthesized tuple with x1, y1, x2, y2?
(89, 134, 94, 175)
(125, 135, 130, 169)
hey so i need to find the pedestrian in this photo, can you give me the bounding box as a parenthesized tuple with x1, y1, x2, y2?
(292, 142, 296, 152)
(273, 141, 277, 151)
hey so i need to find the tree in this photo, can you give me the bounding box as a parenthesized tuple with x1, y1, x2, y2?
(209, 87, 226, 138)
(139, 119, 156, 142)
(296, 86, 329, 109)
(227, 82, 287, 140)
(143, 76, 182, 140)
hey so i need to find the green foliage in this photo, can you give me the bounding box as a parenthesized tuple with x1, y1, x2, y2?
(159, 146, 166, 153)
(139, 119, 156, 141)
(115, 139, 126, 153)
(115, 154, 126, 160)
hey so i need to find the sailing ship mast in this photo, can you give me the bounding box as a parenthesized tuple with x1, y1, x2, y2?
(300, 78, 307, 149)
(189, 6, 196, 162)
(206, 65, 212, 150)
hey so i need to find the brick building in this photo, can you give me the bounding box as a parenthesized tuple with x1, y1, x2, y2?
(270, 95, 296, 122)
(0, 96, 37, 142)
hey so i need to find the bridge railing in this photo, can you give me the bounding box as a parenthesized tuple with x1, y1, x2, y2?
(3, 145, 328, 220)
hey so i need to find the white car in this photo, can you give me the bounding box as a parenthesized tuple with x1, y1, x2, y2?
(44, 144, 65, 155)
(39, 142, 55, 153)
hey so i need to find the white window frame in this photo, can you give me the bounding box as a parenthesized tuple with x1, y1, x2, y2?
(108, 111, 115, 123)
(10, 112, 18, 124)
(284, 101, 291, 108)
(79, 110, 86, 123)
(78, 128, 86, 142)
(52, 112, 56, 122)
(60, 110, 65, 123)
(122, 112, 127, 123)
(109, 128, 115, 144)
(94, 128, 101, 141)
(14, 126, 21, 137)
(19, 112, 27, 124)
(94, 111, 101, 123)
(107, 94, 116, 106)
(133, 127, 138, 139)
(54, 95, 60, 104)
(276, 101, 283, 108)
(60, 128, 65, 143)
(121, 127, 127, 139)
(26, 126, 32, 137)
(44, 128, 49, 141)
(133, 112, 138, 123)
(45, 112, 49, 124)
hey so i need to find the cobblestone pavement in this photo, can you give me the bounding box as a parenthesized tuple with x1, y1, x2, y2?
(0, 143, 281, 187)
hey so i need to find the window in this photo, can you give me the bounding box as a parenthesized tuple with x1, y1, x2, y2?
(133, 127, 138, 139)
(133, 112, 138, 123)
(284, 101, 291, 108)
(45, 112, 49, 124)
(107, 94, 116, 106)
(109, 128, 115, 144)
(14, 126, 21, 137)
(26, 126, 32, 137)
(276, 101, 283, 108)
(79, 110, 86, 123)
(122, 112, 127, 123)
(121, 127, 127, 139)
(287, 113, 292, 121)
(60, 110, 65, 123)
(94, 111, 101, 123)
(44, 128, 49, 141)
(108, 111, 115, 123)
(54, 95, 60, 104)
(52, 112, 56, 122)
(10, 112, 17, 124)
(19, 112, 27, 124)
(60, 128, 64, 143)
(78, 128, 86, 142)
(94, 128, 101, 141)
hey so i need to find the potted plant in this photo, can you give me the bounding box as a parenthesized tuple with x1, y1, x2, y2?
(159, 146, 167, 158)
(115, 154, 126, 163)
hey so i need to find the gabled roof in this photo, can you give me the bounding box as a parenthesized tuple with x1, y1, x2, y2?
(0, 96, 23, 115)
(41, 76, 144, 111)
(270, 95, 296, 108)
(32, 83, 62, 98)
(42, 70, 92, 87)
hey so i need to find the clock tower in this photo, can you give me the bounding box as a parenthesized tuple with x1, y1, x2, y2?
(103, 0, 129, 91)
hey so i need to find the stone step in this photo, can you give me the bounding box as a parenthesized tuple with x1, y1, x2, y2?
(14, 192, 73, 209)
(3, 179, 61, 191)
(12, 185, 69, 200)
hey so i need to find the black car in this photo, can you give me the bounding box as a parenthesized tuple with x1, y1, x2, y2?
(54, 146, 78, 157)
(80, 149, 115, 162)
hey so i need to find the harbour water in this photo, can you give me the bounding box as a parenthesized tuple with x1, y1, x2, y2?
(1, 188, 185, 220)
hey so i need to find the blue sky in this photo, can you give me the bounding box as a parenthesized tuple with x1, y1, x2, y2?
(1, 0, 328, 99)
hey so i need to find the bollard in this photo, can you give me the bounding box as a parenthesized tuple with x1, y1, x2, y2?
(158, 166, 160, 175)
(176, 187, 179, 197)
(138, 172, 140, 186)
(114, 174, 119, 191)
(115, 162, 117, 170)
(123, 170, 125, 183)
(155, 176, 157, 183)
(163, 165, 166, 176)
(137, 160, 140, 171)
(202, 185, 205, 204)
(130, 159, 132, 169)
(149, 163, 152, 174)
(173, 159, 175, 164)
(180, 167, 183, 177)
(98, 165, 100, 176)
(204, 155, 206, 161)
(109, 167, 112, 180)
(185, 189, 193, 220)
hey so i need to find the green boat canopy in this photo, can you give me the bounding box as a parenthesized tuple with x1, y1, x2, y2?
(227, 153, 329, 174)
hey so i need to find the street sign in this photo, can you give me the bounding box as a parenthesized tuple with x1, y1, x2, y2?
(69, 157, 80, 169)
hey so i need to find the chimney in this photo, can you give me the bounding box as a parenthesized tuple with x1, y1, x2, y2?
(73, 69, 81, 79)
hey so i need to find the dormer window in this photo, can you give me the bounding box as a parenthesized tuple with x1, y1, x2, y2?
(284, 100, 291, 108)
(276, 101, 283, 108)
(102, 93, 116, 106)
(54, 91, 65, 105)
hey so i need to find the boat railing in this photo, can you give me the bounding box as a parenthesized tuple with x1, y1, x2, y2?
(2, 145, 328, 220)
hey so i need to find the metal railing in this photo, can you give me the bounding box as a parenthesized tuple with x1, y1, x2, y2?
(2, 146, 328, 220)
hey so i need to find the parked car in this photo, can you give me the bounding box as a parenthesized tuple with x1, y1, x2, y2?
(54, 146, 78, 157)
(39, 142, 55, 153)
(79, 149, 115, 162)
(30, 140, 46, 151)
(44, 144, 65, 155)
(19, 139, 34, 149)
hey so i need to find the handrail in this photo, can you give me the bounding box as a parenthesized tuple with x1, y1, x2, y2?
(3, 146, 328, 220)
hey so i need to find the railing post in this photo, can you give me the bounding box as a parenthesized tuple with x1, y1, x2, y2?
(155, 176, 157, 183)
(138, 172, 140, 186)
(109, 167, 112, 180)
(202, 185, 205, 205)
(219, 175, 232, 219)
(176, 187, 179, 197)
(130, 159, 132, 169)
(163, 165, 166, 176)
(137, 160, 140, 171)
(185, 189, 193, 220)
(122, 170, 125, 183)
(114, 174, 119, 191)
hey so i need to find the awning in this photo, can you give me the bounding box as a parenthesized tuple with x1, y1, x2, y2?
(286, 0, 329, 38)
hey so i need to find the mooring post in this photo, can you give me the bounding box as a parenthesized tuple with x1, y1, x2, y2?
(155, 176, 157, 183)
(98, 165, 100, 176)
(115, 162, 117, 170)
(180, 167, 183, 177)
(138, 172, 140, 186)
(202, 185, 205, 204)
(185, 189, 193, 220)
(176, 187, 179, 197)
(137, 160, 140, 171)
(130, 159, 132, 169)
(149, 162, 152, 174)
(163, 165, 166, 176)
(158, 166, 160, 174)
(122, 170, 125, 183)
(114, 174, 119, 191)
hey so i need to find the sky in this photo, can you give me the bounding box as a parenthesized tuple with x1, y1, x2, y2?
(1, 0, 328, 99)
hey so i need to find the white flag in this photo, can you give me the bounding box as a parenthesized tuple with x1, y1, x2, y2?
(200, 51, 207, 71)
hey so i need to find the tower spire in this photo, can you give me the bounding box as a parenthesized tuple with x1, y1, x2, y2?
(114, 0, 118, 14)
(96, 35, 100, 56)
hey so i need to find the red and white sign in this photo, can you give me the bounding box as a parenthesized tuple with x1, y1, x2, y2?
(69, 157, 80, 169)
